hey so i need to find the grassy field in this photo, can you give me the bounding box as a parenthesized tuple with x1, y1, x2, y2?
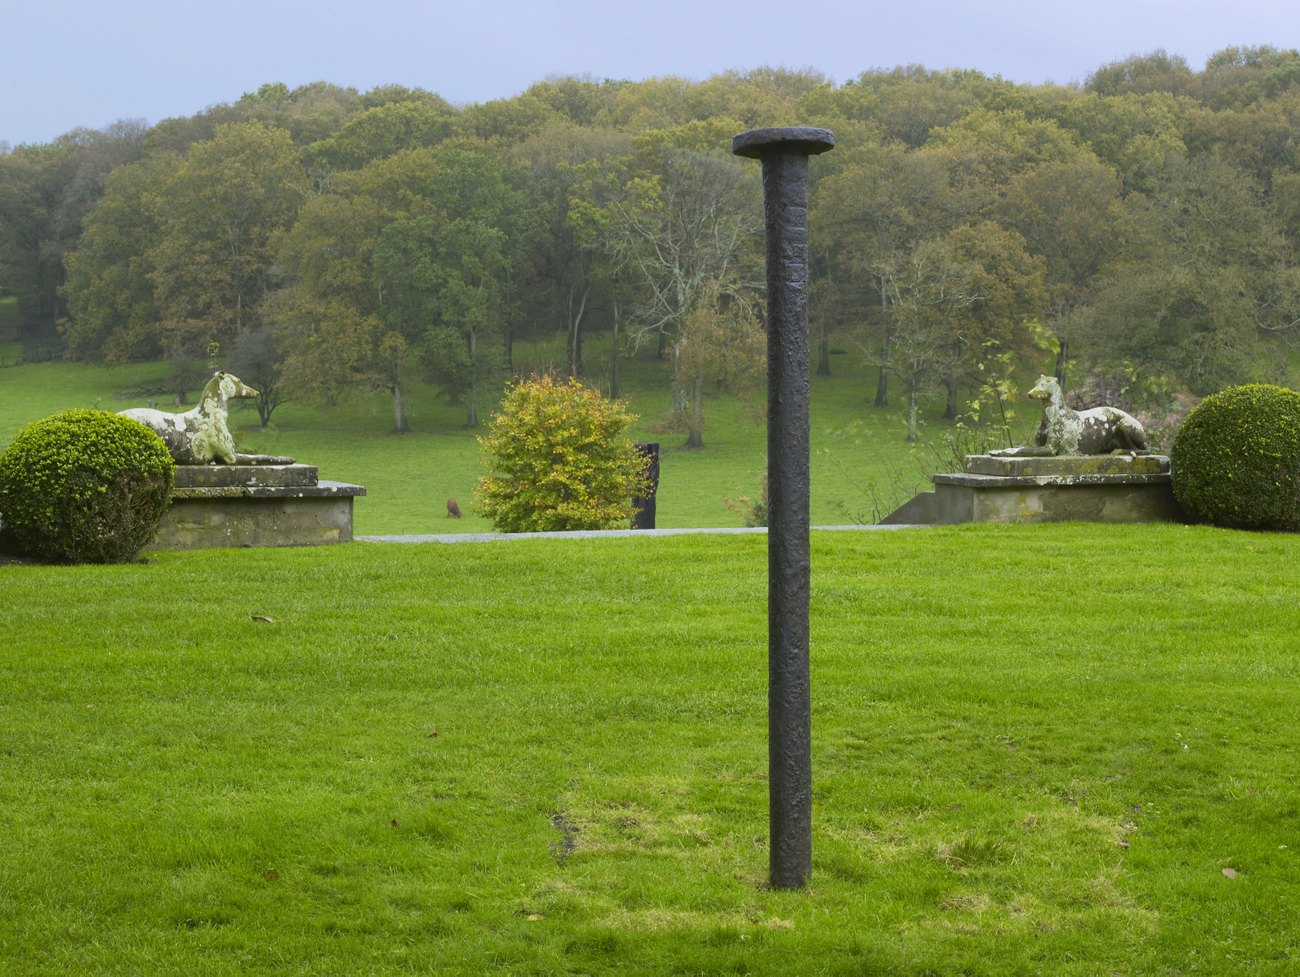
(2, 523, 1298, 974)
(0, 340, 1040, 534)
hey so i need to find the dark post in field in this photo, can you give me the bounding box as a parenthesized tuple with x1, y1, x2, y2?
(631, 441, 660, 529)
(733, 126, 834, 890)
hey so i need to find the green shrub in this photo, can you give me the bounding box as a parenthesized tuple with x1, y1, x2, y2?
(1170, 383, 1300, 531)
(0, 409, 174, 562)
(473, 374, 651, 532)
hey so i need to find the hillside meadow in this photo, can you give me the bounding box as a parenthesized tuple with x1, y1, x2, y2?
(0, 338, 1039, 534)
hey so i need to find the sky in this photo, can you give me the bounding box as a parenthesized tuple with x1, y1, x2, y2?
(3, 0, 1298, 147)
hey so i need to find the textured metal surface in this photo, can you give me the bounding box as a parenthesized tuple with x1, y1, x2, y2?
(733, 126, 833, 890)
(632, 442, 660, 530)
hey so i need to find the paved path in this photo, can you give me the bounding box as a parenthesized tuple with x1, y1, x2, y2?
(358, 525, 918, 544)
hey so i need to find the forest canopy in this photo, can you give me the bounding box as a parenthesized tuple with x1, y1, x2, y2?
(4, 48, 1300, 435)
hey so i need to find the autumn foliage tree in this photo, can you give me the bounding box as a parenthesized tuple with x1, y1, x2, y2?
(472, 374, 650, 532)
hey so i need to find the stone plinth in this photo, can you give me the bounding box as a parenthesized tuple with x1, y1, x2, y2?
(880, 454, 1179, 526)
(147, 464, 366, 550)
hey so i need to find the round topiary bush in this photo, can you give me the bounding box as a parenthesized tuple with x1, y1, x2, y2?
(0, 409, 175, 563)
(473, 374, 651, 533)
(1171, 383, 1300, 531)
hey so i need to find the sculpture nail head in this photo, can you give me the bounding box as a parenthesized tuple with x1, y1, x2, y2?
(732, 126, 835, 159)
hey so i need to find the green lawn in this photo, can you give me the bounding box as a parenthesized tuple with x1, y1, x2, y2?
(0, 343, 1041, 535)
(2, 523, 1298, 974)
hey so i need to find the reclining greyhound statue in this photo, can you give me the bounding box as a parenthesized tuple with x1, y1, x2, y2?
(119, 371, 295, 466)
(991, 375, 1148, 457)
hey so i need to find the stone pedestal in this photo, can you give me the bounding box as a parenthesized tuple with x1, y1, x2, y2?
(146, 464, 366, 550)
(880, 454, 1179, 526)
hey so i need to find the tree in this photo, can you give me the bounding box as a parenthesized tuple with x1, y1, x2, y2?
(935, 222, 1050, 417)
(305, 98, 456, 171)
(673, 277, 766, 448)
(273, 160, 415, 431)
(605, 133, 763, 420)
(511, 122, 631, 378)
(1071, 152, 1297, 394)
(811, 139, 956, 405)
(148, 122, 306, 358)
(1085, 50, 1199, 99)
(996, 157, 1130, 381)
(276, 144, 523, 431)
(927, 107, 1092, 213)
(273, 146, 446, 431)
(843, 66, 995, 149)
(472, 374, 650, 532)
(374, 146, 526, 428)
(0, 122, 147, 334)
(1201, 46, 1300, 110)
(234, 81, 364, 145)
(226, 325, 289, 427)
(886, 237, 983, 442)
(60, 153, 176, 360)
(1046, 89, 1189, 194)
(375, 212, 512, 429)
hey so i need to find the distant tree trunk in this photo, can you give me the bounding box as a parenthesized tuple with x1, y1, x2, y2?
(815, 308, 831, 377)
(671, 344, 687, 414)
(467, 328, 480, 429)
(874, 277, 890, 407)
(875, 362, 890, 407)
(1054, 339, 1068, 386)
(610, 299, 621, 400)
(567, 283, 589, 378)
(392, 382, 409, 434)
(389, 354, 410, 433)
(684, 376, 705, 449)
(816, 331, 831, 377)
(944, 339, 961, 420)
(907, 370, 920, 443)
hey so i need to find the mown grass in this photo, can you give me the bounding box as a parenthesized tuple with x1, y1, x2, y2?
(2, 523, 1299, 974)
(0, 341, 1039, 534)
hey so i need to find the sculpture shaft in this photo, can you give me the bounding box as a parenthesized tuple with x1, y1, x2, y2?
(733, 127, 833, 891)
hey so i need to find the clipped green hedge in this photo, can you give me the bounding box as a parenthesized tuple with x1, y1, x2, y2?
(1171, 384, 1300, 532)
(0, 409, 174, 563)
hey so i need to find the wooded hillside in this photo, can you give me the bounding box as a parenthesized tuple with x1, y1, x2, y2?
(4, 47, 1300, 434)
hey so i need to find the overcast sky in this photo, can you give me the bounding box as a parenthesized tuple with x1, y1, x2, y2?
(3, 0, 1297, 147)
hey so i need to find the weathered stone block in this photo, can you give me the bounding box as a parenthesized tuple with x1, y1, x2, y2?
(880, 454, 1179, 525)
(147, 465, 365, 550)
(962, 454, 1170, 478)
(173, 463, 320, 489)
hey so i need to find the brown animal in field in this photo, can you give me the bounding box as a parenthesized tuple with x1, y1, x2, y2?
(447, 498, 462, 518)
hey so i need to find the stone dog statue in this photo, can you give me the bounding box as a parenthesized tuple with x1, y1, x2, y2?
(991, 375, 1148, 457)
(119, 371, 295, 466)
